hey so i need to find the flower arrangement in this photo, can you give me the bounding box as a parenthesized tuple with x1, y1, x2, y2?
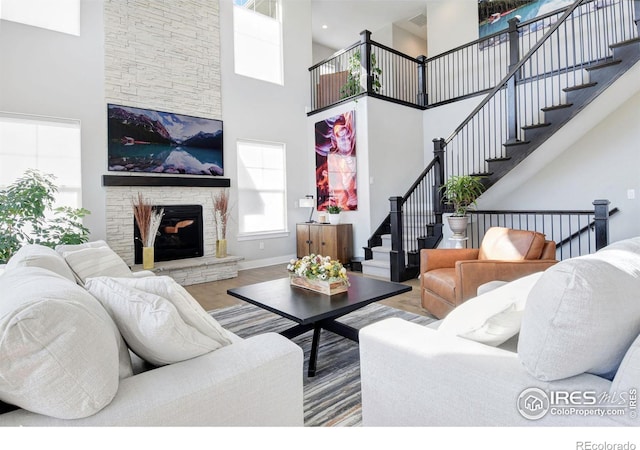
(213, 188, 230, 240)
(132, 193, 164, 248)
(287, 254, 349, 285)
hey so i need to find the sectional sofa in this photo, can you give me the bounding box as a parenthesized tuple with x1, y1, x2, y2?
(0, 242, 303, 426)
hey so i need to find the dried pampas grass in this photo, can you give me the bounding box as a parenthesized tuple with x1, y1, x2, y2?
(132, 193, 164, 247)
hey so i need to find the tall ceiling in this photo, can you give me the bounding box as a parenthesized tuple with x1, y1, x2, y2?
(311, 0, 428, 51)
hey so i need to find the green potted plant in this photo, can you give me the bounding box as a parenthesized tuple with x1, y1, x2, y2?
(326, 202, 342, 225)
(340, 50, 383, 99)
(0, 169, 91, 264)
(440, 175, 485, 238)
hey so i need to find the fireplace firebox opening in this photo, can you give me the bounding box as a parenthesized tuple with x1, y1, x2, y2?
(134, 204, 204, 264)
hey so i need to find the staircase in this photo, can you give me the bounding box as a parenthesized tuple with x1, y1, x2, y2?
(364, 0, 640, 282)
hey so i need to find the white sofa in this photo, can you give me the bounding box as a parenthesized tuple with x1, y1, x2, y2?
(360, 236, 640, 426)
(0, 243, 304, 426)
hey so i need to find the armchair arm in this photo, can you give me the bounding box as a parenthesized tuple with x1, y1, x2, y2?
(359, 318, 613, 426)
(420, 248, 480, 272)
(455, 259, 558, 301)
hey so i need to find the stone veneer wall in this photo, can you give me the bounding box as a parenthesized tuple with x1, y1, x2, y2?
(103, 0, 223, 265)
(106, 186, 220, 266)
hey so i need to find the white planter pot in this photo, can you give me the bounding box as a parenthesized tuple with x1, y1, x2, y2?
(447, 215, 469, 238)
(328, 213, 341, 225)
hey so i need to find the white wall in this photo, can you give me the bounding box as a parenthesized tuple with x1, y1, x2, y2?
(307, 96, 425, 258)
(426, 0, 478, 57)
(220, 0, 313, 268)
(0, 0, 106, 240)
(312, 41, 338, 64)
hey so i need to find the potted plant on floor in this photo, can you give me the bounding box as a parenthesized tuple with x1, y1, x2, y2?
(0, 169, 91, 264)
(440, 175, 485, 238)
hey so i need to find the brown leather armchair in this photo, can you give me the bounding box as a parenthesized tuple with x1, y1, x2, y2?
(420, 227, 558, 318)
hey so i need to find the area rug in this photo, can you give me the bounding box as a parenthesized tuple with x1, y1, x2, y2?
(210, 302, 435, 427)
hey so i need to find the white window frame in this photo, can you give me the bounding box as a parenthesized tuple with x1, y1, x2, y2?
(0, 0, 81, 36)
(232, 0, 284, 85)
(0, 112, 82, 210)
(236, 139, 288, 240)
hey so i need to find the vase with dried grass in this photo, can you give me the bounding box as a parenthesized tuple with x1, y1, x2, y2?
(213, 189, 230, 258)
(132, 193, 164, 269)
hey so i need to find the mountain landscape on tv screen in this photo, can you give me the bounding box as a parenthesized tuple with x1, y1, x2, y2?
(107, 105, 224, 176)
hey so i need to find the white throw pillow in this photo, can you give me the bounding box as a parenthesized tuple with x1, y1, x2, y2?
(55, 239, 109, 255)
(438, 272, 543, 346)
(0, 267, 121, 419)
(6, 244, 76, 282)
(63, 246, 132, 284)
(85, 276, 232, 366)
(519, 243, 640, 381)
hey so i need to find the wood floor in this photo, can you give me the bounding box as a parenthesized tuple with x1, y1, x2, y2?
(185, 264, 434, 318)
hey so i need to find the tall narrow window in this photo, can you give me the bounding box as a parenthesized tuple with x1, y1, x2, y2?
(237, 140, 287, 236)
(0, 0, 81, 36)
(0, 114, 82, 209)
(233, 0, 283, 85)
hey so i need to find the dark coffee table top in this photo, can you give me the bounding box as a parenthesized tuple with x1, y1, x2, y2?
(227, 275, 412, 325)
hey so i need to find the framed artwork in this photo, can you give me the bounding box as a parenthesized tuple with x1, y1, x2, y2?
(314, 111, 357, 211)
(107, 104, 223, 176)
(479, 0, 574, 38)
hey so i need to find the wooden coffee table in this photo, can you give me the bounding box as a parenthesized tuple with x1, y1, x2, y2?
(227, 275, 411, 376)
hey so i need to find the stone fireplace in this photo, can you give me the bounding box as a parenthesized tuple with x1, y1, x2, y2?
(105, 184, 241, 285)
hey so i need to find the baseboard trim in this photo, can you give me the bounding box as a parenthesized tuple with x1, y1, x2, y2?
(238, 254, 296, 271)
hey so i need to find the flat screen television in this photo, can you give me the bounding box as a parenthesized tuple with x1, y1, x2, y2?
(107, 104, 223, 176)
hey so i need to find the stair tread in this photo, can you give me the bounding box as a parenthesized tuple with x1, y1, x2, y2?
(541, 103, 573, 112)
(503, 139, 531, 147)
(563, 82, 597, 92)
(610, 37, 640, 49)
(521, 122, 551, 130)
(371, 246, 392, 253)
(361, 259, 390, 268)
(486, 157, 511, 162)
(585, 59, 622, 71)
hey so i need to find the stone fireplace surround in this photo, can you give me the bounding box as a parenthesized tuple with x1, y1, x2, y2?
(105, 184, 240, 285)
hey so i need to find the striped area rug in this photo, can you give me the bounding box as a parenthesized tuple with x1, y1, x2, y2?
(210, 302, 435, 427)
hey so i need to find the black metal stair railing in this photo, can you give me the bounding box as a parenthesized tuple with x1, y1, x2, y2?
(468, 200, 619, 261)
(441, 0, 638, 183)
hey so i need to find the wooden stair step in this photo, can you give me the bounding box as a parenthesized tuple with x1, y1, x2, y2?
(563, 82, 597, 92)
(541, 103, 573, 112)
(503, 139, 531, 147)
(521, 122, 551, 130)
(585, 59, 622, 71)
(609, 37, 640, 49)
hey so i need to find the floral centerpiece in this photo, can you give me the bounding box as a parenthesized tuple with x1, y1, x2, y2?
(287, 254, 350, 295)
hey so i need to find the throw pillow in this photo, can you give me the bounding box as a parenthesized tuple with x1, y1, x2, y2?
(0, 267, 121, 419)
(6, 244, 76, 282)
(85, 276, 232, 366)
(55, 239, 109, 255)
(518, 241, 640, 381)
(62, 246, 132, 284)
(438, 272, 543, 346)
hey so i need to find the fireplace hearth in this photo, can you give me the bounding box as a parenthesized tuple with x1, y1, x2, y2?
(134, 204, 204, 264)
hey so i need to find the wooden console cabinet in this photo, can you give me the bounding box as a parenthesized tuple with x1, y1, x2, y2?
(296, 223, 353, 264)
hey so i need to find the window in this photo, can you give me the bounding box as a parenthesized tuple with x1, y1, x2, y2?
(0, 114, 82, 209)
(233, 0, 283, 85)
(237, 140, 287, 237)
(0, 0, 80, 36)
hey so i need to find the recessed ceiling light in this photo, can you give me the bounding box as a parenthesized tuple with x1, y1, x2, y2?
(322, 24, 328, 29)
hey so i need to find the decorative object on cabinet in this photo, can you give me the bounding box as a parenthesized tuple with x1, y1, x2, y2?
(296, 223, 353, 265)
(299, 195, 315, 223)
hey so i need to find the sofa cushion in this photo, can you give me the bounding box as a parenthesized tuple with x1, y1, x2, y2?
(478, 227, 545, 261)
(518, 240, 640, 381)
(85, 276, 232, 366)
(0, 267, 121, 419)
(55, 239, 110, 255)
(62, 246, 133, 284)
(438, 272, 543, 346)
(6, 244, 76, 282)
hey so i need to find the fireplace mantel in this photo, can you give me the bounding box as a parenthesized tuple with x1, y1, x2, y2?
(103, 174, 230, 187)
